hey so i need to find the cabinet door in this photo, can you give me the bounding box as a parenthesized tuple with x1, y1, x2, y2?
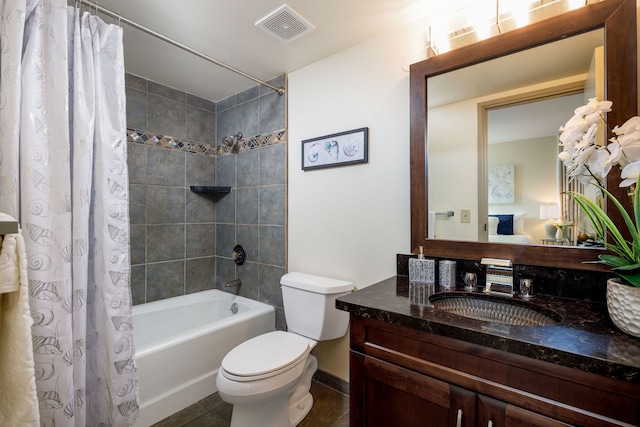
(351, 351, 476, 427)
(477, 394, 572, 427)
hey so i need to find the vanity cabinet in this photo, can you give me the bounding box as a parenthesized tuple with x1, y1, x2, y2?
(349, 315, 640, 427)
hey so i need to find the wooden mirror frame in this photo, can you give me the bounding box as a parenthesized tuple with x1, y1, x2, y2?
(410, 0, 637, 270)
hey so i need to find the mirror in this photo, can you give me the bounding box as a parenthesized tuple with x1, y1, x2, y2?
(427, 30, 603, 245)
(410, 0, 637, 269)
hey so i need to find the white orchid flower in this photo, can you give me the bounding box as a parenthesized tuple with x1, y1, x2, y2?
(620, 161, 640, 187)
(574, 98, 612, 116)
(587, 148, 613, 180)
(613, 116, 640, 135)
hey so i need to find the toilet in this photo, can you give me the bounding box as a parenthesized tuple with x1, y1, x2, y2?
(216, 272, 353, 427)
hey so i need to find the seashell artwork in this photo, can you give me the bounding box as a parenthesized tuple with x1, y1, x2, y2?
(324, 140, 339, 160)
(306, 143, 320, 163)
(302, 127, 368, 170)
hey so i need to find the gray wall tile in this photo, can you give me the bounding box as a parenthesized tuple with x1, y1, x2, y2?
(187, 105, 215, 145)
(186, 152, 216, 185)
(131, 265, 146, 305)
(216, 224, 236, 261)
(130, 225, 146, 265)
(126, 87, 147, 131)
(215, 191, 235, 224)
(129, 184, 146, 225)
(147, 186, 185, 224)
(217, 108, 236, 144)
(260, 143, 286, 186)
(237, 85, 260, 104)
(259, 225, 285, 266)
(217, 94, 236, 112)
(187, 93, 216, 113)
(236, 188, 258, 225)
(236, 225, 259, 263)
(216, 154, 236, 187)
(127, 73, 287, 312)
(237, 261, 259, 300)
(259, 185, 285, 225)
(186, 257, 216, 294)
(260, 91, 285, 134)
(148, 81, 185, 103)
(260, 264, 285, 308)
(236, 149, 259, 188)
(215, 257, 236, 289)
(186, 223, 215, 258)
(147, 147, 185, 187)
(147, 224, 185, 263)
(126, 73, 147, 91)
(147, 261, 185, 302)
(127, 143, 147, 185)
(148, 94, 186, 139)
(237, 98, 260, 138)
(186, 191, 216, 223)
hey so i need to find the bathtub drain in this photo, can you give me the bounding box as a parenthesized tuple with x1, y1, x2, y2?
(229, 303, 238, 315)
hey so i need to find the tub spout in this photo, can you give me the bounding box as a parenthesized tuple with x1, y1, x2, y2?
(225, 279, 241, 295)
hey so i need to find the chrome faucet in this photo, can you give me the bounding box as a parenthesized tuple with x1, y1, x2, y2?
(225, 279, 241, 295)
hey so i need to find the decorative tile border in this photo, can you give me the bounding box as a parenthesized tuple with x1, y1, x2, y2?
(127, 128, 287, 157)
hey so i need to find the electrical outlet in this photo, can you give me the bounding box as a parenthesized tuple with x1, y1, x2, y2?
(461, 209, 471, 223)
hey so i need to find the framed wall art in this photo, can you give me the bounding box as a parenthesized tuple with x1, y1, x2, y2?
(488, 165, 515, 204)
(302, 127, 368, 170)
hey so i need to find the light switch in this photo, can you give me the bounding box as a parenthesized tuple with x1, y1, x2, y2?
(461, 209, 471, 223)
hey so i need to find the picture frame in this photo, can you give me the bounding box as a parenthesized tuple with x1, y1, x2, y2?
(488, 165, 515, 204)
(302, 127, 368, 170)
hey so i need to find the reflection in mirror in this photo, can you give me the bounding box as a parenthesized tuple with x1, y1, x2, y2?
(427, 30, 603, 247)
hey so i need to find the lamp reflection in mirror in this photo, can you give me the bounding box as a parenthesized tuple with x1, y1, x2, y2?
(540, 204, 561, 239)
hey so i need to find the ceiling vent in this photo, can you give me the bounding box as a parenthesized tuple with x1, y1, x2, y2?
(255, 4, 315, 44)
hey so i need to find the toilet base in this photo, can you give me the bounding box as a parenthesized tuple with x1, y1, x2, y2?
(228, 354, 317, 427)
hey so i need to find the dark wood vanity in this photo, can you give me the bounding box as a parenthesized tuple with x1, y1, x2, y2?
(337, 277, 640, 427)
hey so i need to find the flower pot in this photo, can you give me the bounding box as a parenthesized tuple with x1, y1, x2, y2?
(606, 278, 640, 338)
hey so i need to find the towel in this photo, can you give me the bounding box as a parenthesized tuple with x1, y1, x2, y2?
(428, 211, 436, 239)
(0, 214, 40, 426)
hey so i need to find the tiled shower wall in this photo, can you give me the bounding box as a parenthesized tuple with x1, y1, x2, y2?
(125, 73, 288, 328)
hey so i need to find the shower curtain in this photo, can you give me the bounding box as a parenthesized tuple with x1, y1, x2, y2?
(0, 1, 139, 426)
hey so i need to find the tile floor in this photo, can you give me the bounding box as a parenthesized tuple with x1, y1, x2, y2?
(151, 381, 350, 427)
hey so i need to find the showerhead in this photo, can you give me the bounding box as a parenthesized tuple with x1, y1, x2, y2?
(222, 132, 243, 149)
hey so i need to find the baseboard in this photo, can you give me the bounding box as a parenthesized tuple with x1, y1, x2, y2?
(314, 370, 349, 396)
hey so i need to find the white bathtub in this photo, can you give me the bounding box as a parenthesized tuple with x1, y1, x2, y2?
(132, 290, 275, 427)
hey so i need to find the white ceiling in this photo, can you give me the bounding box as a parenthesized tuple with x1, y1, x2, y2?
(84, 0, 478, 102)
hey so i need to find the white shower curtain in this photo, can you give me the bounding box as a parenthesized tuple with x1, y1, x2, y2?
(0, 1, 139, 426)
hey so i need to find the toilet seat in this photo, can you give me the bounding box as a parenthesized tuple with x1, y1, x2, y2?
(221, 331, 311, 382)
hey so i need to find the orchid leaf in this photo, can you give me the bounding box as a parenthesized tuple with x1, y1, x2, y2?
(613, 270, 640, 288)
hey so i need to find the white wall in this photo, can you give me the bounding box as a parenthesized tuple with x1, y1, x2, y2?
(288, 22, 423, 381)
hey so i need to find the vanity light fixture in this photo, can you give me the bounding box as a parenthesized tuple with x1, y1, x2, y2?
(424, 0, 593, 57)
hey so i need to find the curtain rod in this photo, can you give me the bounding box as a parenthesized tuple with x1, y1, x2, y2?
(75, 0, 285, 96)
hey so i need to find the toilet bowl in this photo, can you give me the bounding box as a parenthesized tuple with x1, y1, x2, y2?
(217, 331, 318, 427)
(216, 272, 353, 427)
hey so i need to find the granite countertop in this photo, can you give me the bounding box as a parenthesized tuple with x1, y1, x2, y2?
(336, 276, 640, 384)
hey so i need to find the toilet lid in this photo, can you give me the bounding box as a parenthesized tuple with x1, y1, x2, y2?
(221, 331, 311, 381)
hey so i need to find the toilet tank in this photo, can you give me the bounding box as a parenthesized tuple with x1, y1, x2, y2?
(280, 272, 353, 341)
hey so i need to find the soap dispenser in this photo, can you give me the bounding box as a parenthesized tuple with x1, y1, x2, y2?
(408, 246, 435, 283)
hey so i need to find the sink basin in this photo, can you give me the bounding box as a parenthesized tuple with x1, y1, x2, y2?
(429, 293, 562, 326)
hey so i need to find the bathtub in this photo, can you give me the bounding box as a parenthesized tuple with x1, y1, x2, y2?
(132, 290, 275, 427)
